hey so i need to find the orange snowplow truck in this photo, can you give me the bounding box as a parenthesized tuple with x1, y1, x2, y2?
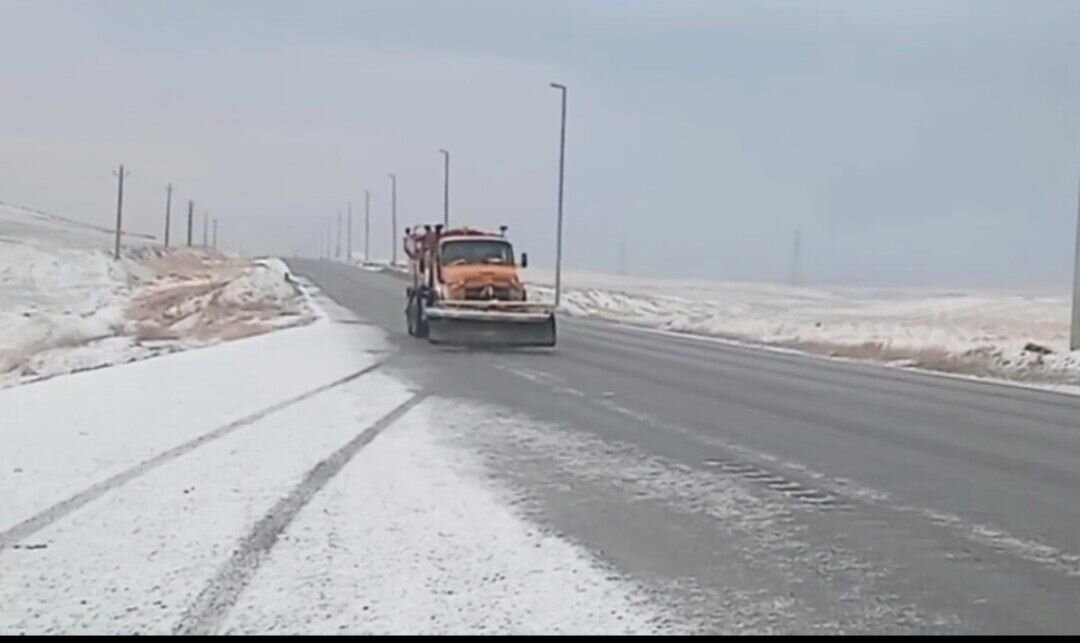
(403, 224, 556, 347)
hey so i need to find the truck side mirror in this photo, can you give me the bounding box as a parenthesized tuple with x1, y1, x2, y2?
(520, 252, 528, 268)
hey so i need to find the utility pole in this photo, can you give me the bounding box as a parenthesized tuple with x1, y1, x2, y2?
(1071, 174, 1080, 350)
(336, 208, 342, 260)
(364, 189, 371, 263)
(347, 201, 353, 263)
(202, 212, 209, 248)
(389, 173, 398, 266)
(550, 82, 568, 307)
(187, 200, 194, 247)
(212, 218, 218, 249)
(439, 149, 450, 227)
(790, 229, 803, 287)
(164, 183, 173, 248)
(112, 164, 129, 260)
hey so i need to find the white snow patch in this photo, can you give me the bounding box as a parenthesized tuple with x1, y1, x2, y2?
(224, 397, 674, 635)
(1, 281, 670, 634)
(0, 318, 387, 532)
(0, 371, 414, 634)
(0, 202, 313, 388)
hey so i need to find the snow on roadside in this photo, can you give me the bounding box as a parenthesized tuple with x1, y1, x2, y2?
(0, 317, 387, 533)
(0, 371, 415, 635)
(223, 397, 677, 635)
(2, 272, 674, 635)
(522, 268, 1080, 385)
(0, 202, 313, 388)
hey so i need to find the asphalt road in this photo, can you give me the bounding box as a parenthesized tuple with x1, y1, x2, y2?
(292, 259, 1080, 634)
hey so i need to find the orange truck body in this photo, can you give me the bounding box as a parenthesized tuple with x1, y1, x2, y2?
(403, 224, 556, 347)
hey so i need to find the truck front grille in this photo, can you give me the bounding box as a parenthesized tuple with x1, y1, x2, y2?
(463, 286, 515, 301)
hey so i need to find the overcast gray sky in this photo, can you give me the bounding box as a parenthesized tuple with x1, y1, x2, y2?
(2, 0, 1079, 287)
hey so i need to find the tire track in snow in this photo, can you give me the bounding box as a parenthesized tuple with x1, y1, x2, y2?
(0, 361, 387, 551)
(173, 392, 428, 636)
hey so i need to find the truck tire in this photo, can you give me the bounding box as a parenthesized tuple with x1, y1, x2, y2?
(405, 298, 417, 337)
(413, 300, 429, 338)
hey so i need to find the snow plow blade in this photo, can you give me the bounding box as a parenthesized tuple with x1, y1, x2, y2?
(426, 307, 556, 348)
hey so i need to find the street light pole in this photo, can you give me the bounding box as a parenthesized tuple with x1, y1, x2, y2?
(164, 183, 173, 249)
(364, 189, 371, 263)
(439, 149, 450, 227)
(392, 176, 399, 265)
(1071, 174, 1080, 350)
(336, 208, 342, 260)
(347, 201, 353, 263)
(550, 82, 568, 308)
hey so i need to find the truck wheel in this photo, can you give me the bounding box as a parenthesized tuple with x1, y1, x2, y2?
(414, 301, 429, 338)
(405, 298, 416, 336)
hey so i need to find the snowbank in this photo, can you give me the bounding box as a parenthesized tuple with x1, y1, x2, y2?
(0, 202, 313, 388)
(523, 269, 1080, 385)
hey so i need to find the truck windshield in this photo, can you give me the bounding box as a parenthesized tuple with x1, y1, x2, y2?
(440, 240, 514, 266)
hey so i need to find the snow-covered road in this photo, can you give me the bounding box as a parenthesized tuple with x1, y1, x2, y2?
(0, 286, 675, 634)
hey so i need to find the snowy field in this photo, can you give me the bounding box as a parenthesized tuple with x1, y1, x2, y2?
(519, 268, 1080, 386)
(0, 202, 312, 388)
(0, 289, 674, 635)
(0, 212, 676, 634)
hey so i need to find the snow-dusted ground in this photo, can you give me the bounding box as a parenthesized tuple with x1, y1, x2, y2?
(521, 268, 1080, 385)
(0, 202, 312, 388)
(223, 398, 670, 635)
(0, 269, 674, 634)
